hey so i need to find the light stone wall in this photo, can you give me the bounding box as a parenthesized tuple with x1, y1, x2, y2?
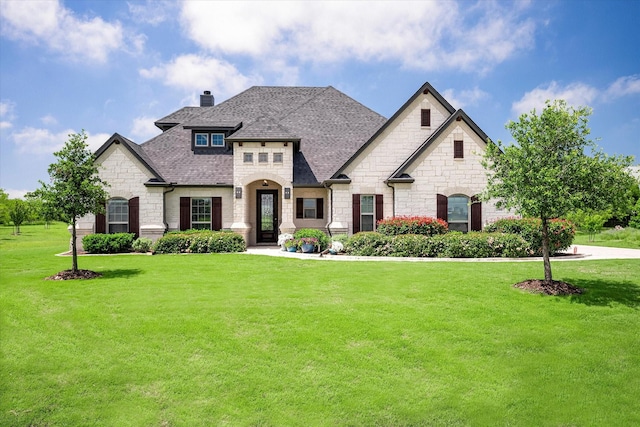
(292, 187, 329, 232)
(73, 143, 165, 250)
(165, 187, 234, 231)
(332, 91, 450, 233)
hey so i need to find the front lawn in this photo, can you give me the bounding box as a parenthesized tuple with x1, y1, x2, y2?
(1, 224, 639, 426)
(573, 227, 640, 249)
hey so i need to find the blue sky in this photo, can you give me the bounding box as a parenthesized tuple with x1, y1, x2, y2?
(1, 0, 639, 198)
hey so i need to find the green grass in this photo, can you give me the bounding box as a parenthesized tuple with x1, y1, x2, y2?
(573, 227, 640, 249)
(2, 224, 640, 426)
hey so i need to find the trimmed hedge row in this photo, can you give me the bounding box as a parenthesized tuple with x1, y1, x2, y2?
(344, 231, 530, 258)
(83, 233, 135, 254)
(484, 217, 575, 256)
(153, 230, 246, 254)
(377, 216, 448, 237)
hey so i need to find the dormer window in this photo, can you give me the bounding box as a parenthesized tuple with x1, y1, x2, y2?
(211, 134, 224, 146)
(192, 131, 225, 150)
(195, 133, 209, 147)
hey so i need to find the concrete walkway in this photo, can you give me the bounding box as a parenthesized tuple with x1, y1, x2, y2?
(244, 244, 640, 262)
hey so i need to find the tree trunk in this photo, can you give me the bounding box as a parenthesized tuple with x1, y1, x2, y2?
(71, 217, 78, 273)
(541, 217, 553, 284)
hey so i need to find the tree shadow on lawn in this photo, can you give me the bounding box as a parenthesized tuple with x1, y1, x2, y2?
(99, 269, 143, 279)
(563, 277, 640, 308)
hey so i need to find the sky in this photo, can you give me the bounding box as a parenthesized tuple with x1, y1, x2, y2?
(1, 0, 639, 198)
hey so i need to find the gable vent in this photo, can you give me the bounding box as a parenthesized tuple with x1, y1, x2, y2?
(200, 90, 214, 107)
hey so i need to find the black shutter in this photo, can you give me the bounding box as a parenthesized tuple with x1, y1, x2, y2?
(95, 211, 106, 234)
(454, 140, 464, 159)
(180, 197, 190, 231)
(352, 194, 361, 234)
(437, 194, 448, 223)
(471, 195, 482, 231)
(128, 197, 139, 238)
(316, 198, 324, 219)
(421, 109, 431, 127)
(296, 198, 303, 219)
(212, 197, 222, 231)
(375, 194, 384, 225)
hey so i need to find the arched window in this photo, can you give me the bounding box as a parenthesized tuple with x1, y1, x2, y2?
(107, 198, 129, 233)
(447, 194, 469, 232)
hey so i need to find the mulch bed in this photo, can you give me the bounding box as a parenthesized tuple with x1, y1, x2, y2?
(514, 279, 583, 295)
(45, 270, 102, 280)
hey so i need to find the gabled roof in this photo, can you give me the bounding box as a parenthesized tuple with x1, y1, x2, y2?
(387, 109, 490, 182)
(138, 86, 386, 185)
(94, 133, 165, 183)
(329, 82, 456, 180)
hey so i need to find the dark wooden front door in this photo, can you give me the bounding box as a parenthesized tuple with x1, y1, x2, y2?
(257, 190, 278, 243)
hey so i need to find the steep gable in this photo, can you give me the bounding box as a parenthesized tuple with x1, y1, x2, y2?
(94, 133, 164, 183)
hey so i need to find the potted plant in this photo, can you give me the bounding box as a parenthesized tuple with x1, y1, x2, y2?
(299, 237, 318, 253)
(284, 238, 299, 252)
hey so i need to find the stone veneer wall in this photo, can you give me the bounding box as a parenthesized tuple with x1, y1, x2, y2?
(73, 143, 165, 250)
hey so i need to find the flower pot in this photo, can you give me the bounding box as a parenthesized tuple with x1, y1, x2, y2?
(287, 246, 298, 252)
(301, 243, 315, 253)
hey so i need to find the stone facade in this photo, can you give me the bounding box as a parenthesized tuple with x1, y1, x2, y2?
(82, 82, 513, 248)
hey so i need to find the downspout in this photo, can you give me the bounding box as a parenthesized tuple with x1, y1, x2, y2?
(385, 180, 396, 218)
(323, 181, 333, 238)
(162, 182, 177, 233)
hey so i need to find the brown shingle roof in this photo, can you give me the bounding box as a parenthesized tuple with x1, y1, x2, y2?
(139, 86, 386, 185)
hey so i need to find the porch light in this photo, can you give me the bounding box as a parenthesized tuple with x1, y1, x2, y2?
(262, 180, 269, 187)
(284, 187, 291, 199)
(235, 187, 242, 199)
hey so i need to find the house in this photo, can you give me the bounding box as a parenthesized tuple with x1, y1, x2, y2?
(75, 82, 510, 248)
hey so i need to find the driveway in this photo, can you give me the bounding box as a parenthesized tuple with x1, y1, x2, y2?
(245, 244, 640, 262)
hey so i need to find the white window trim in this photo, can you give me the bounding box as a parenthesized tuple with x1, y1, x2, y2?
(195, 132, 209, 147)
(303, 198, 317, 219)
(211, 133, 225, 147)
(191, 198, 212, 230)
(107, 198, 128, 234)
(360, 195, 375, 232)
(447, 194, 470, 232)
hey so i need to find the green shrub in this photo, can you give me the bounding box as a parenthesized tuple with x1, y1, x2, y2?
(153, 230, 245, 254)
(344, 232, 392, 256)
(293, 228, 330, 250)
(83, 233, 135, 254)
(330, 233, 349, 244)
(388, 234, 431, 257)
(132, 237, 153, 253)
(484, 217, 575, 255)
(629, 199, 640, 229)
(377, 216, 448, 237)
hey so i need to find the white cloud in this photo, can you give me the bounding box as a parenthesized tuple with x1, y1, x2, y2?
(11, 128, 109, 155)
(40, 115, 58, 126)
(140, 54, 262, 98)
(0, 0, 141, 63)
(0, 100, 16, 129)
(130, 116, 162, 142)
(441, 87, 489, 110)
(5, 189, 30, 199)
(127, 0, 176, 26)
(604, 75, 640, 100)
(179, 1, 536, 73)
(511, 81, 599, 116)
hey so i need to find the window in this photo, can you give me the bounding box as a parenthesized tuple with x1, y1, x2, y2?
(258, 152, 268, 163)
(296, 198, 324, 219)
(454, 140, 464, 159)
(273, 152, 283, 163)
(195, 133, 209, 147)
(211, 134, 224, 146)
(421, 109, 431, 127)
(447, 195, 469, 232)
(360, 195, 375, 231)
(107, 198, 128, 233)
(244, 152, 253, 163)
(191, 198, 211, 230)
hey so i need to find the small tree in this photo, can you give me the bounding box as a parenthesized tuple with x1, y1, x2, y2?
(0, 189, 9, 225)
(33, 131, 109, 273)
(482, 100, 635, 288)
(8, 199, 29, 234)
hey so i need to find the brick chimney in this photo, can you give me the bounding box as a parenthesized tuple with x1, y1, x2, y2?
(200, 90, 214, 107)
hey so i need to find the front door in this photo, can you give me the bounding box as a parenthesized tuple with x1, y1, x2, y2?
(257, 190, 278, 243)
